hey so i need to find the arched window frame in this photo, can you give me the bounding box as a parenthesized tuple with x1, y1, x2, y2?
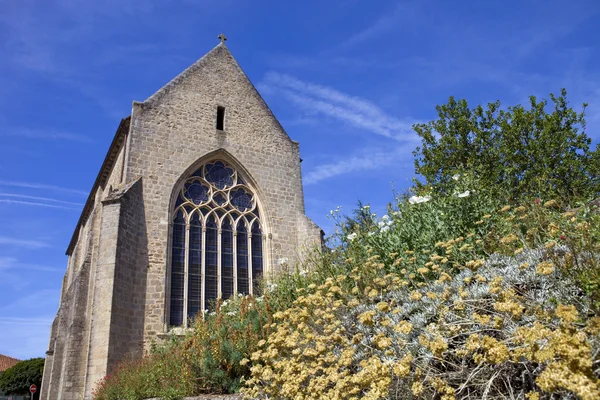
(167, 158, 269, 328)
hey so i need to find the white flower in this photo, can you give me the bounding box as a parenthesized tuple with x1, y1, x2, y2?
(452, 174, 460, 181)
(299, 269, 308, 276)
(347, 232, 357, 241)
(381, 214, 389, 221)
(456, 190, 470, 198)
(381, 226, 390, 233)
(408, 195, 431, 204)
(226, 311, 237, 316)
(277, 257, 289, 266)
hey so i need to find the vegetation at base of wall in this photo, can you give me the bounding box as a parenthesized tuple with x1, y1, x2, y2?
(0, 357, 44, 396)
(92, 89, 600, 399)
(92, 344, 194, 400)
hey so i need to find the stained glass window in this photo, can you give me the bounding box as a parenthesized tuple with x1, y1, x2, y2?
(169, 210, 186, 327)
(169, 159, 265, 327)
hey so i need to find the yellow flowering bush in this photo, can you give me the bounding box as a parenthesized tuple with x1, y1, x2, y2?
(243, 247, 600, 399)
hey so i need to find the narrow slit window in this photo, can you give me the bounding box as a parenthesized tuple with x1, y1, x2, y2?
(216, 106, 225, 130)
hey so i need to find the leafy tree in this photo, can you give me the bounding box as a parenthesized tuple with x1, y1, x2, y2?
(413, 89, 600, 204)
(0, 357, 44, 396)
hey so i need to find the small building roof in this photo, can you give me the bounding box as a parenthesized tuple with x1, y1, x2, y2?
(0, 354, 21, 372)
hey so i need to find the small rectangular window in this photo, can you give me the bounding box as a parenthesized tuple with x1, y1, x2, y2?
(216, 106, 225, 130)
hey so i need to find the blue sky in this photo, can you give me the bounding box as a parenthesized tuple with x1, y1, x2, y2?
(1, 0, 599, 360)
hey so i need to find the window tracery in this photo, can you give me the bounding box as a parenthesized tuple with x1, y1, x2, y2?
(169, 160, 264, 327)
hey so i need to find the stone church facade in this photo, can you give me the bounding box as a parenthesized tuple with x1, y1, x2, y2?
(41, 39, 322, 400)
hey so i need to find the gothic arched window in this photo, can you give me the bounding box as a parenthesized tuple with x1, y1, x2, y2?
(169, 160, 265, 327)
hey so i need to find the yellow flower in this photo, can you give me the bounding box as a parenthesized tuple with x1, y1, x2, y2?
(544, 199, 558, 208)
(536, 261, 555, 275)
(393, 353, 412, 377)
(411, 381, 424, 396)
(394, 321, 413, 335)
(526, 392, 540, 400)
(358, 310, 377, 325)
(410, 291, 423, 301)
(555, 304, 578, 324)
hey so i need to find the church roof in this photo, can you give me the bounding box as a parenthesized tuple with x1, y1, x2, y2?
(66, 117, 130, 255)
(0, 354, 21, 372)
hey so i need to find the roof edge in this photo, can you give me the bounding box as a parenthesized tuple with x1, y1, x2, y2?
(142, 42, 226, 107)
(66, 117, 131, 255)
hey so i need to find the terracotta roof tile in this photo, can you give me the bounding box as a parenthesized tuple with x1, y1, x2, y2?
(0, 354, 21, 372)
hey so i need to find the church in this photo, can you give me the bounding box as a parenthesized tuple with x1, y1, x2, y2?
(41, 36, 322, 400)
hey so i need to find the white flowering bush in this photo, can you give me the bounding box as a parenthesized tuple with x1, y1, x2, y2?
(331, 180, 500, 282)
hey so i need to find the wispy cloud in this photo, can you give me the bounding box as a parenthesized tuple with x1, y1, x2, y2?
(260, 72, 416, 140)
(0, 199, 81, 210)
(340, 2, 421, 49)
(1, 127, 91, 143)
(304, 143, 416, 185)
(0, 193, 84, 206)
(0, 257, 62, 273)
(0, 236, 50, 249)
(0, 317, 54, 326)
(0, 180, 87, 196)
(0, 193, 84, 210)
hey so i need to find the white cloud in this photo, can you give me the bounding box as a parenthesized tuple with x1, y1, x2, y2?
(0, 180, 88, 196)
(260, 72, 416, 140)
(0, 236, 50, 249)
(2, 127, 91, 143)
(304, 144, 416, 185)
(0, 199, 81, 210)
(340, 1, 422, 48)
(0, 257, 62, 273)
(0, 317, 53, 326)
(0, 193, 84, 206)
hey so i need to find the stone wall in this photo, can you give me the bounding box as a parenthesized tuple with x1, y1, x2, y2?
(125, 43, 320, 343)
(107, 179, 148, 368)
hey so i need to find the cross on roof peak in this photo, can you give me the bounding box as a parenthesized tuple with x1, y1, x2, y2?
(218, 33, 227, 44)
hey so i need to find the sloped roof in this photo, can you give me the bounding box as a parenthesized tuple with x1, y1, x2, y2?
(66, 117, 131, 255)
(0, 354, 21, 372)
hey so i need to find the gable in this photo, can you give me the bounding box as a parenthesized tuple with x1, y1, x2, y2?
(136, 43, 295, 146)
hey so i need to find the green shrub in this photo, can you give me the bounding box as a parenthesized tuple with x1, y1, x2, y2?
(0, 357, 44, 396)
(412, 89, 600, 204)
(186, 294, 273, 393)
(92, 343, 194, 400)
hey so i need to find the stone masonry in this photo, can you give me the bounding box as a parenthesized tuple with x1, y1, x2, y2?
(42, 40, 322, 400)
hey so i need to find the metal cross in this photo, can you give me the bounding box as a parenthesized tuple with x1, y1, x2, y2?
(218, 33, 227, 44)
